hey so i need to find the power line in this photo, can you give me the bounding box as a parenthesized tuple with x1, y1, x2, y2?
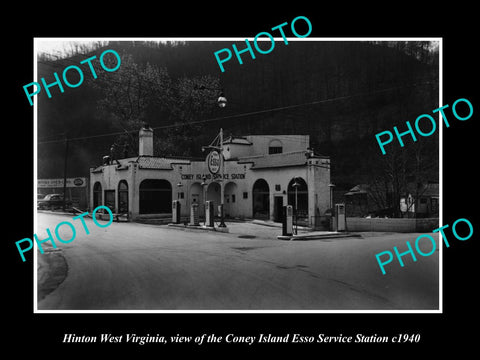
(37, 81, 435, 145)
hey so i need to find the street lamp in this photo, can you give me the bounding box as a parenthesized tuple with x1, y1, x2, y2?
(217, 92, 227, 108)
(292, 177, 300, 235)
(195, 85, 227, 108)
(201, 176, 208, 226)
(217, 127, 227, 228)
(328, 183, 335, 210)
(329, 183, 336, 231)
(196, 86, 227, 227)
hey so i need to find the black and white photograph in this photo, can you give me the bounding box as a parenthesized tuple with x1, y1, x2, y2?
(6, 7, 479, 355)
(33, 38, 440, 311)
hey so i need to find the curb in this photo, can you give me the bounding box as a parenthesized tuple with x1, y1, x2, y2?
(167, 223, 230, 233)
(251, 219, 311, 231)
(277, 232, 361, 241)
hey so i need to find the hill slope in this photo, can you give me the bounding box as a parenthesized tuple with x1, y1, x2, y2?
(37, 40, 439, 195)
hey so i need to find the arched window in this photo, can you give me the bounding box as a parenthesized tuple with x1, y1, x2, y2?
(268, 139, 283, 154)
(93, 182, 102, 209)
(287, 177, 308, 217)
(139, 179, 172, 214)
(118, 180, 128, 214)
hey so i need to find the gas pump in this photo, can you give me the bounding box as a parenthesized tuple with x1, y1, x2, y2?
(172, 200, 181, 224)
(335, 203, 346, 231)
(190, 203, 199, 226)
(282, 205, 293, 236)
(205, 200, 215, 227)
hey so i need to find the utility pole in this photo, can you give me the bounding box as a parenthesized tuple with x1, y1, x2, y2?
(295, 178, 298, 235)
(62, 137, 69, 212)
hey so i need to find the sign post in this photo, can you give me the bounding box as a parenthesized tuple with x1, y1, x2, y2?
(62, 137, 69, 211)
(204, 129, 227, 228)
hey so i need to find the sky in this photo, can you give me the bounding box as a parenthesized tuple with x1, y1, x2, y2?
(36, 39, 109, 58)
(35, 38, 440, 61)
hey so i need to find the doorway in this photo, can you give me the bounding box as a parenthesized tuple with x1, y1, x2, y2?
(252, 179, 270, 219)
(274, 196, 284, 222)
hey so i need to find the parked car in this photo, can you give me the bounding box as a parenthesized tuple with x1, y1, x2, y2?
(37, 194, 71, 210)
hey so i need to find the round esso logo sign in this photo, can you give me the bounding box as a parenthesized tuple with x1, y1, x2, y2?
(73, 178, 84, 186)
(207, 151, 221, 174)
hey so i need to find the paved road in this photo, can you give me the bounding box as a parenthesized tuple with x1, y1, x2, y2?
(36, 213, 439, 311)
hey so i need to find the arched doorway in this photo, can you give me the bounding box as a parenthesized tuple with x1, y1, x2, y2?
(93, 182, 102, 209)
(206, 181, 221, 206)
(252, 179, 270, 219)
(118, 180, 128, 214)
(287, 177, 308, 219)
(139, 179, 172, 214)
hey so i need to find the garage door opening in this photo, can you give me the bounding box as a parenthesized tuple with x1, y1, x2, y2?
(139, 179, 172, 214)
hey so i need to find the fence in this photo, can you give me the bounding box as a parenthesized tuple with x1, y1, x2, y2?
(345, 217, 439, 233)
(309, 215, 331, 230)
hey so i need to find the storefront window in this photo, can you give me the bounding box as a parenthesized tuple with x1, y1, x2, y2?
(93, 182, 102, 209)
(104, 190, 115, 212)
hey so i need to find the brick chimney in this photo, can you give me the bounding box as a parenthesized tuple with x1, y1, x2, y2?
(139, 123, 153, 156)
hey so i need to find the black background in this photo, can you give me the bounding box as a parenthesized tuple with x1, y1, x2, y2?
(5, 4, 478, 355)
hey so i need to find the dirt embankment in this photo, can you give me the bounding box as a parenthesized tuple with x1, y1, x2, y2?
(37, 249, 68, 301)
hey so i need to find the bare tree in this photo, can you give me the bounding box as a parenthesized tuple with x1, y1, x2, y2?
(93, 52, 221, 158)
(91, 53, 172, 157)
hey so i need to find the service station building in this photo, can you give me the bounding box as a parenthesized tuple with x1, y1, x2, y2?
(90, 125, 331, 228)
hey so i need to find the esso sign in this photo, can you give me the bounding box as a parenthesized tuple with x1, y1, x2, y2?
(73, 178, 84, 186)
(207, 151, 221, 174)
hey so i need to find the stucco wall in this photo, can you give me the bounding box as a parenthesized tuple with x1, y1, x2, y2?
(90, 154, 331, 225)
(346, 217, 440, 233)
